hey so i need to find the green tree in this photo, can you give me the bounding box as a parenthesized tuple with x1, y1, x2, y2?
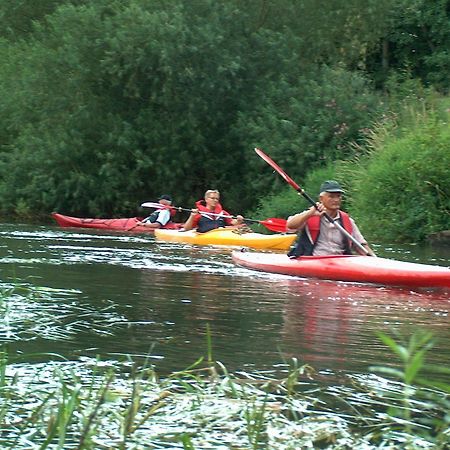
(0, 1, 290, 215)
(235, 66, 386, 199)
(366, 0, 450, 92)
(0, 0, 447, 222)
(0, 0, 89, 40)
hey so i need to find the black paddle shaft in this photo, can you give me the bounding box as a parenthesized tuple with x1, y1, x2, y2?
(297, 188, 369, 255)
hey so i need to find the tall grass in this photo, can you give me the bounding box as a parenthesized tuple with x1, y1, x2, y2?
(0, 329, 448, 449)
(370, 330, 450, 445)
(342, 111, 450, 242)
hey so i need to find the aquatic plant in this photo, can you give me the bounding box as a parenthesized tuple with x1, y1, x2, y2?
(369, 330, 450, 447)
(0, 322, 448, 448)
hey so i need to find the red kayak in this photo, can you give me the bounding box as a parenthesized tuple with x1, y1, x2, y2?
(52, 212, 183, 233)
(232, 250, 450, 288)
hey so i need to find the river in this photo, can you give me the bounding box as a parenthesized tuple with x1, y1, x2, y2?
(1, 223, 449, 377)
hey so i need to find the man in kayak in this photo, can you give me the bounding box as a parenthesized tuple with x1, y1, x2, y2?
(286, 180, 376, 257)
(182, 189, 245, 233)
(137, 194, 175, 229)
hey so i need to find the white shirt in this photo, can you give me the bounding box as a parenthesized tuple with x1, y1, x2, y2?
(154, 209, 171, 226)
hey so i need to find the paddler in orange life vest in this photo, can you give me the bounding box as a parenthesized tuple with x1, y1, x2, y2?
(286, 180, 376, 257)
(182, 189, 245, 233)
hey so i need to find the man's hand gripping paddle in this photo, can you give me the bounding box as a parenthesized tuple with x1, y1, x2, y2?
(254, 148, 370, 255)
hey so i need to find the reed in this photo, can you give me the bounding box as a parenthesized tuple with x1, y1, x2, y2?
(369, 330, 450, 446)
(0, 329, 448, 448)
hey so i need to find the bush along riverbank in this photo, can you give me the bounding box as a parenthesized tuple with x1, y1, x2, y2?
(0, 330, 448, 449)
(251, 97, 450, 244)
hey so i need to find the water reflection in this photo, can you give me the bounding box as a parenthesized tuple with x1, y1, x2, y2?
(0, 224, 448, 377)
(278, 278, 449, 372)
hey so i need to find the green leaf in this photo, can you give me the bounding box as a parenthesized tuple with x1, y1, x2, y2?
(377, 332, 408, 361)
(404, 349, 426, 384)
(370, 366, 404, 379)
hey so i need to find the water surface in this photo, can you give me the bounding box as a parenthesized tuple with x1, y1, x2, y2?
(1, 223, 449, 376)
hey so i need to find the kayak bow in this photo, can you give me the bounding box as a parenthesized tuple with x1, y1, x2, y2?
(52, 212, 182, 233)
(232, 250, 450, 288)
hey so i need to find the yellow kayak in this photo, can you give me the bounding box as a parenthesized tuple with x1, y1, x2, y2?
(154, 227, 296, 250)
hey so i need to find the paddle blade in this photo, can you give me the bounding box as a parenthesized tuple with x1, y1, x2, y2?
(255, 148, 302, 191)
(260, 218, 288, 233)
(141, 202, 164, 209)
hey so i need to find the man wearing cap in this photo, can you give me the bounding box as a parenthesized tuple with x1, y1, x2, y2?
(286, 180, 375, 257)
(137, 194, 174, 229)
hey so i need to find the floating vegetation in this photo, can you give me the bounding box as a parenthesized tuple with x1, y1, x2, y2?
(0, 331, 448, 449)
(0, 283, 127, 342)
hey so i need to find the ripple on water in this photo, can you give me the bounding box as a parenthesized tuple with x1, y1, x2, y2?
(0, 282, 127, 342)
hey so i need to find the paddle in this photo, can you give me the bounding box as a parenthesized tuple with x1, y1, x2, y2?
(141, 202, 288, 233)
(254, 148, 370, 255)
(126, 216, 153, 231)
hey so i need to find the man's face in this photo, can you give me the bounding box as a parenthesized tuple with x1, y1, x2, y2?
(205, 193, 220, 208)
(159, 199, 172, 207)
(319, 192, 342, 211)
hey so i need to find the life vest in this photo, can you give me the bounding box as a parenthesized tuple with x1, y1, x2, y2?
(287, 211, 353, 257)
(195, 200, 229, 233)
(147, 207, 175, 225)
(147, 210, 160, 223)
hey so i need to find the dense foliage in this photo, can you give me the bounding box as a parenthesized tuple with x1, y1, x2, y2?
(0, 0, 448, 241)
(345, 112, 450, 242)
(366, 0, 450, 92)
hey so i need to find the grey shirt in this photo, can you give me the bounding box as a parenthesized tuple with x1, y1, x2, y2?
(303, 212, 367, 256)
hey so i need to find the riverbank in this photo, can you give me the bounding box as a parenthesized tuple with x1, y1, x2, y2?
(428, 230, 450, 245)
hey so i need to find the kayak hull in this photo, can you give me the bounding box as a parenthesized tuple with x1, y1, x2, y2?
(154, 228, 296, 250)
(232, 251, 450, 288)
(52, 213, 182, 233)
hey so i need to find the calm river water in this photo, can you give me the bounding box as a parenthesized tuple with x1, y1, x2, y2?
(1, 223, 449, 377)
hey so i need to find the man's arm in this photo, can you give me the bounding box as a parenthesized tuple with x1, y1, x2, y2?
(155, 209, 171, 226)
(137, 209, 169, 229)
(183, 209, 199, 231)
(351, 220, 376, 256)
(286, 205, 322, 231)
(223, 209, 244, 226)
